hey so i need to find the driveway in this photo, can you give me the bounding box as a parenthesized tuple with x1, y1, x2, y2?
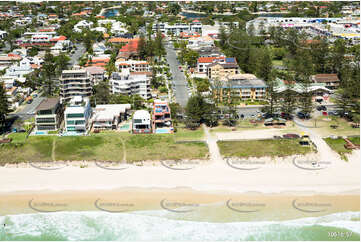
(165, 42, 189, 107)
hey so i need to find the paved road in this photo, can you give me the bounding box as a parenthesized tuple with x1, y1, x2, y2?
(10, 96, 45, 121)
(165, 42, 189, 107)
(68, 43, 85, 67)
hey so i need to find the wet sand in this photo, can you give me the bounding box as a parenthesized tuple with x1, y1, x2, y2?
(0, 188, 359, 222)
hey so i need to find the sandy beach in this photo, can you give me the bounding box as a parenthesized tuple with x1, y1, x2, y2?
(0, 150, 359, 194)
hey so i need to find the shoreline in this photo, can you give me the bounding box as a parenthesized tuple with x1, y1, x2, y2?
(0, 188, 359, 222)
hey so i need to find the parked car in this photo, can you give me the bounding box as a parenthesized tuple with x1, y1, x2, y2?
(316, 105, 327, 111)
(327, 110, 339, 116)
(297, 112, 310, 119)
(281, 112, 293, 120)
(283, 133, 300, 139)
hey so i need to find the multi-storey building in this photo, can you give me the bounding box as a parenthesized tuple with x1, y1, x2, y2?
(64, 96, 92, 134)
(152, 20, 202, 35)
(207, 61, 240, 80)
(110, 69, 151, 100)
(132, 110, 151, 134)
(115, 59, 151, 73)
(152, 100, 173, 134)
(60, 69, 93, 103)
(213, 74, 267, 101)
(35, 98, 63, 132)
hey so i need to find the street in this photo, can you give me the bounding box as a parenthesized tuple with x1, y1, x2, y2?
(68, 43, 85, 66)
(165, 42, 189, 107)
(9, 95, 45, 121)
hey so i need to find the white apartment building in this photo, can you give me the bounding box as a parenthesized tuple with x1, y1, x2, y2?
(64, 96, 92, 134)
(60, 69, 93, 103)
(152, 21, 202, 35)
(115, 59, 151, 73)
(110, 69, 151, 100)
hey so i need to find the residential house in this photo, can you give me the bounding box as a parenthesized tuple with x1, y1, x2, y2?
(85, 56, 110, 67)
(110, 69, 151, 100)
(64, 96, 92, 134)
(73, 20, 93, 33)
(0, 53, 22, 67)
(60, 69, 93, 102)
(92, 104, 131, 130)
(92, 42, 107, 55)
(35, 98, 63, 132)
(311, 74, 340, 90)
(187, 36, 214, 50)
(152, 100, 173, 134)
(132, 110, 151, 134)
(84, 66, 105, 84)
(111, 38, 140, 60)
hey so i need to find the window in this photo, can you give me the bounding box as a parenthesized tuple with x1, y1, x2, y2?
(36, 118, 55, 123)
(75, 120, 85, 125)
(67, 120, 75, 125)
(67, 113, 84, 118)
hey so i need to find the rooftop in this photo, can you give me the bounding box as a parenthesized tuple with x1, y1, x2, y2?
(36, 98, 60, 111)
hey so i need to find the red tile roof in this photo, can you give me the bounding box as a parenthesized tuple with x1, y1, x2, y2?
(197, 56, 225, 63)
(119, 39, 139, 53)
(50, 35, 67, 42)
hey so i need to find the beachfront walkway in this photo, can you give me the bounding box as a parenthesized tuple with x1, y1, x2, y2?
(203, 125, 222, 163)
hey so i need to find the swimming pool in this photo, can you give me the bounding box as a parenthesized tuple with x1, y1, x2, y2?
(35, 131, 47, 135)
(155, 128, 172, 134)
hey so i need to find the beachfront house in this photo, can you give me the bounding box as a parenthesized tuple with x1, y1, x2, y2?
(152, 100, 173, 134)
(92, 104, 131, 130)
(64, 96, 92, 134)
(35, 97, 63, 133)
(132, 110, 151, 134)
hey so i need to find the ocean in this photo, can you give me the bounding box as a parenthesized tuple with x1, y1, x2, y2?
(0, 211, 359, 241)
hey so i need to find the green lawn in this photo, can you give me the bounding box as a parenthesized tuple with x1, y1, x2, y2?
(272, 60, 284, 66)
(7, 133, 27, 143)
(305, 117, 359, 137)
(0, 131, 208, 164)
(173, 127, 204, 141)
(0, 136, 54, 163)
(324, 136, 360, 161)
(125, 134, 208, 162)
(218, 139, 314, 158)
(54, 135, 125, 162)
